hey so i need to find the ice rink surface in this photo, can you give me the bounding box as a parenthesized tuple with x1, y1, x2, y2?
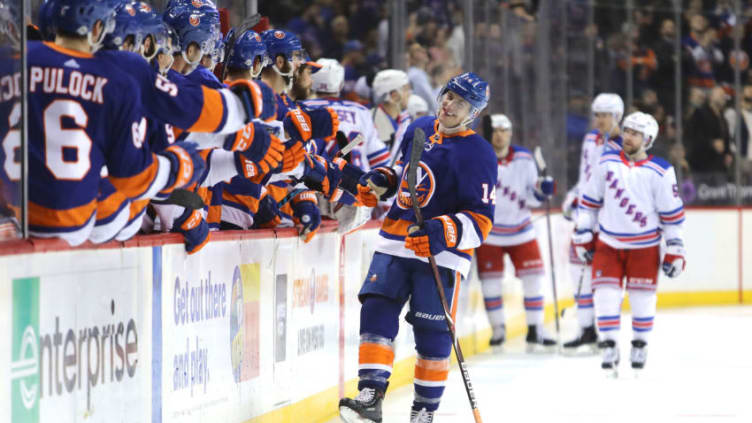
(330, 306, 752, 423)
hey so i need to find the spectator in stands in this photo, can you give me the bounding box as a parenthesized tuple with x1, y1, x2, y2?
(341, 40, 365, 94)
(683, 14, 723, 89)
(653, 18, 678, 112)
(724, 84, 752, 182)
(686, 86, 733, 181)
(324, 14, 349, 60)
(407, 42, 437, 114)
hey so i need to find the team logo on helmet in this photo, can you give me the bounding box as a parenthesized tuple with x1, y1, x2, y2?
(396, 161, 436, 210)
(253, 33, 261, 42)
(274, 30, 285, 39)
(191, 0, 203, 7)
(189, 14, 200, 27)
(125, 4, 136, 15)
(138, 2, 152, 12)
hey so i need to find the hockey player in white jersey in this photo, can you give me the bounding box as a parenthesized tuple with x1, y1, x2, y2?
(562, 93, 624, 352)
(476, 114, 557, 350)
(302, 58, 389, 171)
(370, 69, 413, 161)
(572, 112, 686, 374)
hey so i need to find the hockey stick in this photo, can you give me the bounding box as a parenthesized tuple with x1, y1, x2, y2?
(560, 266, 585, 318)
(533, 146, 561, 340)
(407, 128, 483, 423)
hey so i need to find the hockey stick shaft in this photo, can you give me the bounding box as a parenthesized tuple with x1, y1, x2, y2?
(407, 128, 482, 423)
(533, 147, 560, 337)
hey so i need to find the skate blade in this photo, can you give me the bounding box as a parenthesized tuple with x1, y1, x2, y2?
(339, 407, 378, 423)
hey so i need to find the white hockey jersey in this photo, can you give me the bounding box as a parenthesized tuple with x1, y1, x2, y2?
(303, 97, 390, 171)
(565, 129, 623, 216)
(577, 150, 685, 249)
(485, 145, 543, 247)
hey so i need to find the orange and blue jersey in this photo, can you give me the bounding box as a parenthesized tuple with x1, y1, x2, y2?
(376, 116, 497, 278)
(27, 41, 171, 245)
(0, 49, 21, 220)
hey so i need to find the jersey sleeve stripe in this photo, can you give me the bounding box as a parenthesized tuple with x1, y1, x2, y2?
(580, 194, 603, 209)
(28, 199, 97, 228)
(460, 210, 492, 241)
(108, 155, 161, 199)
(188, 86, 225, 133)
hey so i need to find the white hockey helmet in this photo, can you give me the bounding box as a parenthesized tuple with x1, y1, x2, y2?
(311, 58, 345, 95)
(592, 93, 624, 123)
(622, 111, 659, 150)
(407, 94, 429, 118)
(490, 114, 512, 131)
(372, 69, 410, 104)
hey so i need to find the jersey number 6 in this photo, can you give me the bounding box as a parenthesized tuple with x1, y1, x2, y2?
(44, 100, 92, 180)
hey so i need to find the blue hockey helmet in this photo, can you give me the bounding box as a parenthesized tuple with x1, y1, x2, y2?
(260, 29, 306, 75)
(37, 0, 58, 41)
(49, 0, 120, 44)
(164, 2, 219, 64)
(226, 29, 269, 77)
(438, 72, 490, 123)
(102, 1, 146, 50)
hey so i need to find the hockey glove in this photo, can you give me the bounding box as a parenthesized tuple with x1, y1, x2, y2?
(228, 79, 277, 122)
(284, 106, 339, 143)
(572, 229, 595, 263)
(356, 167, 399, 207)
(404, 215, 462, 258)
(228, 125, 284, 174)
(291, 191, 321, 243)
(172, 208, 210, 254)
(281, 140, 306, 172)
(253, 194, 281, 229)
(301, 154, 344, 199)
(534, 176, 556, 201)
(662, 239, 686, 278)
(562, 189, 579, 221)
(158, 142, 206, 194)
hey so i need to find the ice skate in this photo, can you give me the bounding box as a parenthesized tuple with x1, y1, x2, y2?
(599, 340, 620, 378)
(562, 325, 598, 355)
(630, 339, 647, 374)
(339, 387, 384, 423)
(410, 408, 434, 423)
(489, 324, 506, 349)
(525, 324, 557, 353)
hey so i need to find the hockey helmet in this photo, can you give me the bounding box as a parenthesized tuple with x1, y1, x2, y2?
(311, 58, 345, 95)
(226, 29, 269, 77)
(49, 0, 120, 47)
(438, 72, 489, 124)
(407, 94, 429, 119)
(372, 69, 409, 104)
(592, 93, 624, 123)
(622, 111, 659, 150)
(260, 29, 306, 76)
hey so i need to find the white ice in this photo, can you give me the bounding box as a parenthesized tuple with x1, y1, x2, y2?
(330, 306, 752, 423)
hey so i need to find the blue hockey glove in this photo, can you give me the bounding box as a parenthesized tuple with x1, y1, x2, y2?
(253, 194, 281, 229)
(301, 154, 344, 199)
(404, 215, 462, 257)
(227, 79, 277, 122)
(172, 208, 210, 254)
(158, 142, 206, 193)
(291, 191, 321, 243)
(534, 176, 556, 201)
(356, 167, 398, 207)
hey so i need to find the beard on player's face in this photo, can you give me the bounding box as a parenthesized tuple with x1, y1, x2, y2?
(622, 129, 645, 156)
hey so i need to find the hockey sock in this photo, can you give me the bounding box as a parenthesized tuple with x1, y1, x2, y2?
(412, 327, 452, 412)
(521, 275, 545, 326)
(570, 264, 594, 328)
(594, 286, 622, 341)
(358, 295, 402, 392)
(628, 289, 656, 343)
(479, 277, 505, 329)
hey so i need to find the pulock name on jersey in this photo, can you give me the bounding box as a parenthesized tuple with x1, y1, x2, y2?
(29, 67, 108, 104)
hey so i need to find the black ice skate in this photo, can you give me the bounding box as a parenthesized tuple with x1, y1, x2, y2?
(630, 340, 647, 370)
(410, 408, 434, 423)
(339, 387, 384, 423)
(525, 324, 557, 353)
(489, 324, 506, 348)
(562, 325, 598, 354)
(599, 340, 620, 378)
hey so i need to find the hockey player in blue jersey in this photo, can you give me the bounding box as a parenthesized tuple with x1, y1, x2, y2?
(260, 29, 306, 120)
(27, 0, 206, 245)
(339, 73, 496, 423)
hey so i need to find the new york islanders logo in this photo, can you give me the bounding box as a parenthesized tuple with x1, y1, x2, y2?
(396, 161, 436, 210)
(125, 4, 136, 15)
(191, 0, 204, 7)
(189, 14, 200, 27)
(274, 30, 286, 39)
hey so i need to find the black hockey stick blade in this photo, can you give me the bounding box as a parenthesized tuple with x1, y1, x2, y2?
(221, 14, 262, 81)
(155, 189, 206, 210)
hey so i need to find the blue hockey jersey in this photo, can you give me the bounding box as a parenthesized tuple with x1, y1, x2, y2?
(27, 41, 169, 245)
(377, 116, 497, 277)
